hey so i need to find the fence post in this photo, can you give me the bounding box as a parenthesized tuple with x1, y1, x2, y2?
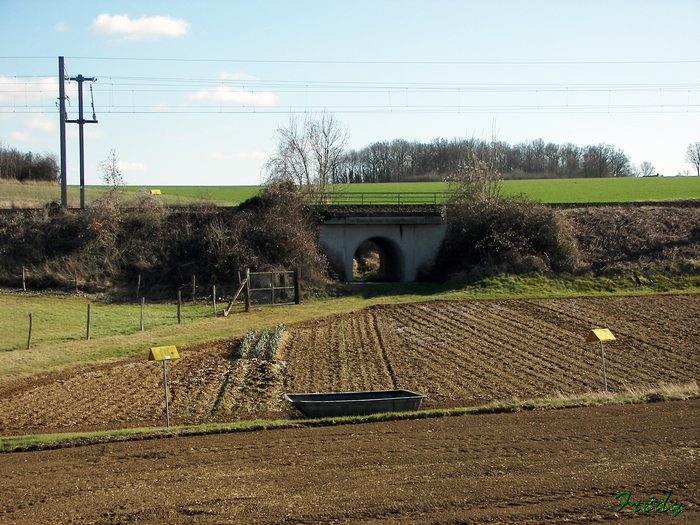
(177, 290, 182, 324)
(136, 274, 141, 301)
(27, 312, 33, 350)
(140, 297, 145, 331)
(245, 268, 251, 312)
(294, 267, 301, 304)
(212, 284, 217, 316)
(191, 274, 196, 303)
(86, 303, 91, 340)
(22, 266, 26, 292)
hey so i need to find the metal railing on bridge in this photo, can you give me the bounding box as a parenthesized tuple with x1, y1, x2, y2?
(305, 191, 456, 206)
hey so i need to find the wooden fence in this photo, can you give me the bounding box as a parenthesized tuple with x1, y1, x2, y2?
(244, 268, 300, 311)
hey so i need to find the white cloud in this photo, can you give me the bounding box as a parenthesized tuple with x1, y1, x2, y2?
(91, 13, 190, 40)
(209, 152, 227, 160)
(237, 151, 269, 160)
(54, 21, 69, 32)
(10, 131, 29, 141)
(0, 76, 57, 104)
(28, 116, 55, 133)
(190, 86, 278, 106)
(117, 160, 147, 172)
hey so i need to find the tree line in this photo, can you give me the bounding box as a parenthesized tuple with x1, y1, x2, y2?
(263, 115, 665, 188)
(332, 137, 635, 184)
(0, 142, 59, 183)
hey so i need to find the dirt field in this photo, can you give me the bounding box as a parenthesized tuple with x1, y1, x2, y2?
(0, 294, 698, 435)
(0, 399, 698, 524)
(0, 294, 699, 523)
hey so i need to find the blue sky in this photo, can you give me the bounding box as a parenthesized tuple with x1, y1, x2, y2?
(1, 0, 699, 186)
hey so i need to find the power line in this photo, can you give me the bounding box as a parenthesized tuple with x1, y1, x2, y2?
(2, 56, 699, 65)
(62, 57, 700, 66)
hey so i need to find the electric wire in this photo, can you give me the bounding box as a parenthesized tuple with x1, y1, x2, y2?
(2, 61, 699, 115)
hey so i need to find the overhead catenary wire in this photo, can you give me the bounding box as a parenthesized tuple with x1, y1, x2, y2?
(3, 55, 698, 65)
(1, 59, 699, 115)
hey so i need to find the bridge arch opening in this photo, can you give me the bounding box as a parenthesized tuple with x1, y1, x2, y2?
(352, 237, 404, 282)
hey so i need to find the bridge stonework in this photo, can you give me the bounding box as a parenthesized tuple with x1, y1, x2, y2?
(317, 207, 447, 282)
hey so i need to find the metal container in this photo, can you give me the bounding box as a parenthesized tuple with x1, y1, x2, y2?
(283, 389, 426, 418)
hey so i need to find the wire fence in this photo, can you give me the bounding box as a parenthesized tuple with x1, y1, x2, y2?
(305, 192, 455, 206)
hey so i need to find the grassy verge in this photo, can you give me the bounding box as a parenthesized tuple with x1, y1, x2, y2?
(2, 381, 696, 453)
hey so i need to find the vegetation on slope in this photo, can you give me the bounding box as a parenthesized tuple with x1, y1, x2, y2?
(0, 182, 327, 297)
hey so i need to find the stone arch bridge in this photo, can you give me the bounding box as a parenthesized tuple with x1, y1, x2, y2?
(317, 205, 447, 282)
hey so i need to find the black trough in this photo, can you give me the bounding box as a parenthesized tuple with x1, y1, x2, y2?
(283, 389, 426, 418)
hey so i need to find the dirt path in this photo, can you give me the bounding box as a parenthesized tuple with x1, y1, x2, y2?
(1, 399, 697, 524)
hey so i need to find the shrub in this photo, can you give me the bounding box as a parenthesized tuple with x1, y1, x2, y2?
(0, 181, 329, 297)
(432, 196, 577, 279)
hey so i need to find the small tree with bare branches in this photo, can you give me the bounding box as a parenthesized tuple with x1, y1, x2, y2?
(99, 149, 125, 188)
(686, 142, 700, 176)
(264, 112, 348, 197)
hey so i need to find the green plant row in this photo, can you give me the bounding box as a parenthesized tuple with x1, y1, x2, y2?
(235, 323, 285, 360)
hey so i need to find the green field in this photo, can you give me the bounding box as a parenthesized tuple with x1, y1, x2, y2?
(1, 176, 698, 208)
(325, 177, 700, 204)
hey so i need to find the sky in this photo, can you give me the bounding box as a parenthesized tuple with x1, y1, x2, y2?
(1, 0, 699, 186)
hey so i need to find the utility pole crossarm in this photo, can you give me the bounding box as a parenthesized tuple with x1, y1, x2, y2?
(61, 68, 98, 209)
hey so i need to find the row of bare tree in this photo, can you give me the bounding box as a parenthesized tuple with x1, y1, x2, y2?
(264, 114, 700, 187)
(0, 142, 59, 183)
(335, 137, 634, 183)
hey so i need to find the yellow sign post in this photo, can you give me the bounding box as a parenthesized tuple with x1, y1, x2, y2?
(586, 329, 616, 392)
(149, 346, 180, 427)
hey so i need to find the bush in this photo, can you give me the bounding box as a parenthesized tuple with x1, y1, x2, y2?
(0, 182, 329, 297)
(431, 196, 577, 279)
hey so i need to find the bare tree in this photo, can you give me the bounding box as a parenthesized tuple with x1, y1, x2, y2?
(264, 112, 349, 194)
(445, 135, 504, 208)
(638, 161, 656, 177)
(686, 142, 700, 176)
(99, 149, 125, 188)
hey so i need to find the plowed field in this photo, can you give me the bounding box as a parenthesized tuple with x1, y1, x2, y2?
(0, 294, 699, 523)
(0, 294, 698, 434)
(1, 399, 698, 523)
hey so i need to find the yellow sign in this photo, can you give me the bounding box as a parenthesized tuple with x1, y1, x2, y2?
(149, 345, 180, 361)
(149, 189, 162, 195)
(586, 329, 616, 342)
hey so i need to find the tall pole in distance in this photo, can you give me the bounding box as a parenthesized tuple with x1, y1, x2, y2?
(65, 72, 97, 209)
(58, 57, 67, 208)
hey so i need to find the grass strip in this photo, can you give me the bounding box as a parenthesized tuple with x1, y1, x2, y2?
(2, 381, 696, 454)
